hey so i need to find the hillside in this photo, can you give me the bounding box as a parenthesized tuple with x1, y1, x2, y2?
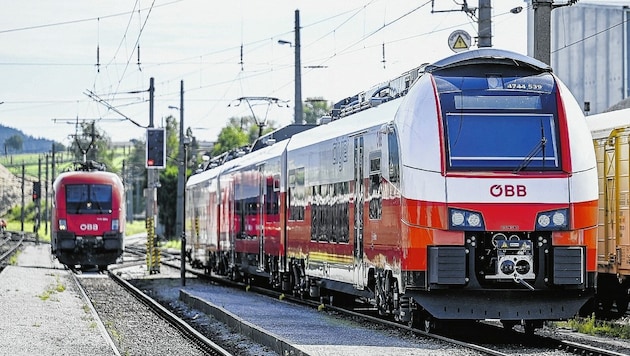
(0, 124, 58, 154)
(0, 163, 24, 216)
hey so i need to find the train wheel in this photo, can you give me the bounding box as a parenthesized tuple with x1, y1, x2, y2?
(422, 317, 436, 333)
(522, 320, 541, 335)
(615, 294, 629, 316)
(501, 320, 517, 331)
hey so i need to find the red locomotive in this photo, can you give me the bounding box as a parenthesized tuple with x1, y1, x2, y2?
(51, 161, 125, 270)
(186, 49, 598, 332)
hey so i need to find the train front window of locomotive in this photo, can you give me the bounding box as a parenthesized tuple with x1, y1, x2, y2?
(436, 71, 560, 171)
(445, 112, 559, 170)
(66, 184, 113, 213)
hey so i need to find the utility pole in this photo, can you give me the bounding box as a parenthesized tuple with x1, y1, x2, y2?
(531, 0, 579, 65)
(294, 9, 303, 124)
(477, 0, 492, 47)
(36, 156, 41, 238)
(45, 153, 49, 236)
(431, 1, 494, 48)
(176, 81, 184, 241)
(146, 77, 160, 274)
(175, 80, 187, 286)
(533, 0, 553, 64)
(20, 163, 24, 232)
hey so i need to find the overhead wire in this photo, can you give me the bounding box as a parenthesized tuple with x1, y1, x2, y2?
(7, 1, 611, 141)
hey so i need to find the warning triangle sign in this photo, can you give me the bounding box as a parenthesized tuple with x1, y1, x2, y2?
(453, 35, 468, 49)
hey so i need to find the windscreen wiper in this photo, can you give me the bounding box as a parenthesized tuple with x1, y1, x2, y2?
(513, 120, 547, 173)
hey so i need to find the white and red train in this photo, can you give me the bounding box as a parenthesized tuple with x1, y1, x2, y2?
(185, 49, 598, 331)
(51, 161, 125, 270)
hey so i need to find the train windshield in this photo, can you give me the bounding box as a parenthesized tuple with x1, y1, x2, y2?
(436, 72, 561, 171)
(66, 184, 113, 214)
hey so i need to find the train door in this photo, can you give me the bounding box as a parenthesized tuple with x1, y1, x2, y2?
(257, 163, 265, 271)
(354, 136, 365, 289)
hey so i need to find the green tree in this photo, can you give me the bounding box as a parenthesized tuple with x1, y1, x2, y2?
(156, 115, 191, 238)
(163, 115, 179, 167)
(304, 97, 331, 124)
(69, 121, 116, 173)
(52, 142, 65, 154)
(157, 165, 178, 238)
(211, 122, 249, 157)
(4, 134, 23, 153)
(125, 138, 148, 217)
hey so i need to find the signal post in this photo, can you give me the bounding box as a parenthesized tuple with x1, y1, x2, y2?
(145, 77, 163, 274)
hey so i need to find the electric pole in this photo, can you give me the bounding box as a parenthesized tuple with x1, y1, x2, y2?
(532, 0, 580, 65)
(478, 0, 492, 47)
(294, 9, 303, 124)
(533, 0, 553, 64)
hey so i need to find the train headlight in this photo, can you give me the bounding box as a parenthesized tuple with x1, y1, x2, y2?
(451, 212, 465, 226)
(449, 208, 485, 230)
(467, 213, 481, 227)
(535, 209, 568, 230)
(537, 214, 550, 228)
(552, 211, 566, 226)
(112, 219, 119, 231)
(59, 219, 67, 231)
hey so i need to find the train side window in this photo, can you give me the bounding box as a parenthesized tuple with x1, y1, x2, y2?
(388, 130, 400, 186)
(288, 168, 305, 221)
(369, 154, 382, 220)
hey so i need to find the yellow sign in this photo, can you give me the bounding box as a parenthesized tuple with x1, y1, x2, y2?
(453, 36, 468, 49)
(448, 30, 471, 53)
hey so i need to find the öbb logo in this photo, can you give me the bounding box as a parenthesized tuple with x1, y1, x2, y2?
(490, 184, 527, 197)
(80, 223, 99, 231)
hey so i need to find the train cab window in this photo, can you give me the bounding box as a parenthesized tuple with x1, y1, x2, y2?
(369, 155, 382, 220)
(436, 72, 561, 171)
(66, 184, 112, 214)
(388, 130, 400, 186)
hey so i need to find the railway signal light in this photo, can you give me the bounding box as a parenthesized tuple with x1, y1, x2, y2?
(146, 128, 166, 168)
(32, 181, 41, 201)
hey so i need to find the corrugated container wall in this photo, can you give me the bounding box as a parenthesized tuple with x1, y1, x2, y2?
(526, 1, 629, 115)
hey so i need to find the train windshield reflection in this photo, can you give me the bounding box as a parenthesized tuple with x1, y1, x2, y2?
(65, 184, 113, 214)
(445, 113, 560, 170)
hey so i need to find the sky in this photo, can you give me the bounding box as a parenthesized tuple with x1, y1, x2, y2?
(0, 0, 532, 146)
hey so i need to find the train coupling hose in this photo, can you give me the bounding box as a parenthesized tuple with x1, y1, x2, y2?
(514, 275, 535, 291)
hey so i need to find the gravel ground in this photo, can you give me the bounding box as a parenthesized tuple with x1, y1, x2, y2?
(0, 244, 115, 356)
(79, 275, 211, 355)
(5, 244, 630, 356)
(110, 264, 279, 356)
(126, 265, 482, 356)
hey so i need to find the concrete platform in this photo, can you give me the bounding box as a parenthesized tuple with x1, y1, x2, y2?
(0, 243, 117, 356)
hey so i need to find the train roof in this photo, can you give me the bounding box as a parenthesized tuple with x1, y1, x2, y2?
(250, 124, 318, 152)
(287, 97, 402, 152)
(425, 48, 552, 73)
(54, 170, 123, 188)
(586, 107, 630, 139)
(186, 138, 291, 188)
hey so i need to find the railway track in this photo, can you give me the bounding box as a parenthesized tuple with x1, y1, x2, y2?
(74, 266, 232, 356)
(0, 230, 28, 266)
(119, 241, 630, 356)
(163, 258, 630, 356)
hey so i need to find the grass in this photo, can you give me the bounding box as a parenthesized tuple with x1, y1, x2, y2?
(2, 216, 148, 242)
(37, 275, 66, 301)
(556, 314, 630, 339)
(125, 220, 147, 236)
(8, 250, 20, 265)
(1, 152, 76, 179)
(1, 148, 129, 179)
